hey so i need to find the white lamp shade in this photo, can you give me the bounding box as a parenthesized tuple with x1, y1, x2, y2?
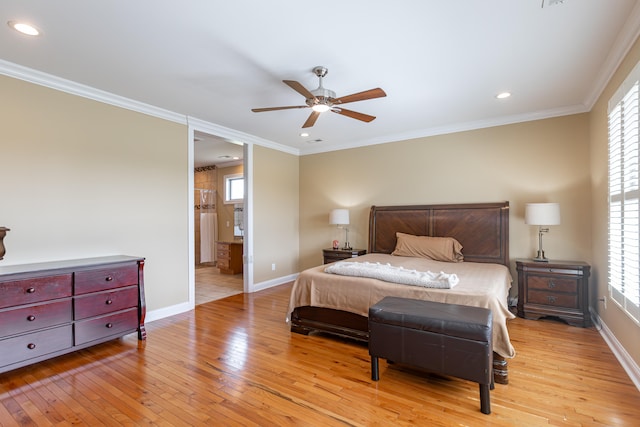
(525, 203, 561, 226)
(329, 209, 350, 225)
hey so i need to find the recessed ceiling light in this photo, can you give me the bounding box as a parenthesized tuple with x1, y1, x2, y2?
(300, 132, 309, 137)
(496, 92, 511, 99)
(8, 21, 40, 36)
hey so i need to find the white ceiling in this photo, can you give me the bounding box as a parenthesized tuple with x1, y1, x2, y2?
(2, 0, 640, 164)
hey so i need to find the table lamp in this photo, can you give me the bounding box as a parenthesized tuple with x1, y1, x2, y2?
(525, 203, 560, 262)
(329, 209, 351, 250)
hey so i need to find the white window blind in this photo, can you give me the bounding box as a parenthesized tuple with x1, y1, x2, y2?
(608, 61, 640, 323)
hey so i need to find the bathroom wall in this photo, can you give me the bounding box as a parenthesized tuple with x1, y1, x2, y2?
(194, 166, 217, 265)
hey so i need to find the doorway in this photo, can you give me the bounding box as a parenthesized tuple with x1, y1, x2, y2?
(193, 131, 245, 305)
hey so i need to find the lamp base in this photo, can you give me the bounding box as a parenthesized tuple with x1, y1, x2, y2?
(342, 242, 352, 250)
(532, 250, 549, 262)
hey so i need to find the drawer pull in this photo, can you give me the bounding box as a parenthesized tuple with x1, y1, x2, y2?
(105, 299, 113, 305)
(105, 276, 113, 282)
(547, 296, 557, 304)
(548, 280, 556, 289)
(27, 315, 36, 321)
(26, 287, 36, 294)
(27, 343, 36, 350)
(106, 322, 113, 328)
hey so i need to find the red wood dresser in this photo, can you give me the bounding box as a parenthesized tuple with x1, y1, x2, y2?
(0, 255, 145, 373)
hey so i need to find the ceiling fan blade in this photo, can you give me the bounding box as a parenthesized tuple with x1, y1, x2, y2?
(332, 108, 376, 123)
(302, 111, 321, 128)
(333, 88, 386, 105)
(283, 80, 316, 100)
(251, 105, 308, 112)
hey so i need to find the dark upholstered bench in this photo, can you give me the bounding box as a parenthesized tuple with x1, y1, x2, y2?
(368, 297, 494, 415)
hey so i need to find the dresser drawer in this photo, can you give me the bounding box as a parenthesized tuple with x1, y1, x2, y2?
(527, 275, 578, 293)
(74, 308, 138, 345)
(0, 274, 72, 309)
(74, 264, 138, 295)
(0, 325, 73, 368)
(217, 248, 229, 260)
(74, 286, 138, 320)
(0, 299, 72, 337)
(527, 289, 578, 308)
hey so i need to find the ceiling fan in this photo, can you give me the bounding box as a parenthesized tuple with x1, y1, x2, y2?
(251, 66, 386, 128)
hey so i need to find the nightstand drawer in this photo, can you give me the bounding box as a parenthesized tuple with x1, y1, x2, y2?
(323, 248, 367, 264)
(527, 275, 578, 293)
(527, 290, 578, 308)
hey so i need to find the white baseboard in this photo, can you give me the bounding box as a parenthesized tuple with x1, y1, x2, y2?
(146, 301, 193, 323)
(252, 273, 298, 292)
(590, 308, 640, 392)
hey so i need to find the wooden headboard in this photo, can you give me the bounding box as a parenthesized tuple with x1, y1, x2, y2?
(368, 202, 510, 266)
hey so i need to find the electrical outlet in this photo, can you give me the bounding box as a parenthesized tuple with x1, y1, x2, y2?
(599, 297, 607, 310)
(271, 263, 276, 271)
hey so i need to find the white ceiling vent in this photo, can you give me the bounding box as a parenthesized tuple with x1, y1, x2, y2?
(543, 0, 565, 7)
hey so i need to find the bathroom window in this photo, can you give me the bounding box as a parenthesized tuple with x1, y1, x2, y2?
(224, 173, 244, 204)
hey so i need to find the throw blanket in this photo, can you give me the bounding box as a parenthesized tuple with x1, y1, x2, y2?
(324, 261, 459, 289)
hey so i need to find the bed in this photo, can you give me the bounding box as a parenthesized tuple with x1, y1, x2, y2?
(287, 202, 515, 384)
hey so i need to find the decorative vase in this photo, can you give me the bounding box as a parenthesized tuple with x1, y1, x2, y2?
(0, 227, 10, 260)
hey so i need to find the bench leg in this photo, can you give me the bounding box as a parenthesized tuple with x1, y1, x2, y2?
(371, 356, 379, 381)
(479, 383, 491, 414)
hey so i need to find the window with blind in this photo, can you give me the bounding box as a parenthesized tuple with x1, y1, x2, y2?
(608, 61, 640, 324)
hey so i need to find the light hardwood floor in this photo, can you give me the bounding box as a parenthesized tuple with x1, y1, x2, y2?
(1, 283, 639, 426)
(195, 265, 243, 305)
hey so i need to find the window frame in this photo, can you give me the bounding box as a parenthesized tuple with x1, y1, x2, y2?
(223, 173, 244, 205)
(608, 60, 640, 324)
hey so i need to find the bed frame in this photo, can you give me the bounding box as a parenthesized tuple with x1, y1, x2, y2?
(290, 201, 511, 383)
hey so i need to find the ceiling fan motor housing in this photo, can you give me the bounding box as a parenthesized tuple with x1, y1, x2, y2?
(309, 66, 336, 107)
(251, 65, 385, 127)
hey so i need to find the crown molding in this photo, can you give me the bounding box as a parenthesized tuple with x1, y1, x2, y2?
(299, 103, 588, 156)
(186, 116, 298, 156)
(0, 59, 186, 124)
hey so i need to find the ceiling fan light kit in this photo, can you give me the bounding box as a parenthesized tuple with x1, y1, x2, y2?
(252, 66, 386, 128)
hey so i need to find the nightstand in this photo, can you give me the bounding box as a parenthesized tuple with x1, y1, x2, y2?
(323, 248, 366, 264)
(516, 259, 591, 327)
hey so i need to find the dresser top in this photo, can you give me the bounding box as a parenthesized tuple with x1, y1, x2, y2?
(0, 255, 144, 277)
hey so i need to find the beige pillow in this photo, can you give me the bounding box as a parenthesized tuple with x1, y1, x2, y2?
(391, 232, 464, 262)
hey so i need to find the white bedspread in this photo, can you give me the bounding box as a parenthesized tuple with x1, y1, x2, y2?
(325, 261, 459, 288)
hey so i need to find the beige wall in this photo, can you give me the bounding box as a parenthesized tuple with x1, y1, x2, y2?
(252, 145, 299, 283)
(299, 114, 592, 281)
(590, 36, 640, 366)
(0, 75, 190, 312)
